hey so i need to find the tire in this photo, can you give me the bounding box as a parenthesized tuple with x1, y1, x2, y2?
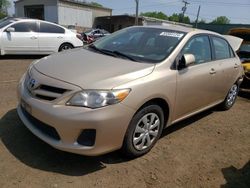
(220, 83, 239, 111)
(122, 105, 164, 158)
(59, 43, 73, 52)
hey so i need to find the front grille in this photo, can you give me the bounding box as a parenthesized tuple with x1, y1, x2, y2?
(21, 106, 60, 141)
(39, 85, 68, 94)
(25, 74, 70, 101)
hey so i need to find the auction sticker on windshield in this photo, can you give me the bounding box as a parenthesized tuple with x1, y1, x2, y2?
(160, 32, 184, 39)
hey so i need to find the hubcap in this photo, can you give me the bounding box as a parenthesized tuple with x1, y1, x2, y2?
(61, 45, 71, 51)
(226, 84, 238, 106)
(133, 113, 160, 151)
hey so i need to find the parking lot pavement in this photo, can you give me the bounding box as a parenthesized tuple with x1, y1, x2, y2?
(0, 57, 249, 188)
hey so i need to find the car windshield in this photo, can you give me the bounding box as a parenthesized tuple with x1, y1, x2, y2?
(0, 18, 16, 29)
(91, 27, 186, 63)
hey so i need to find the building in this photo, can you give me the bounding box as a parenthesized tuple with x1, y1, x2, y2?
(93, 15, 191, 33)
(15, 0, 112, 29)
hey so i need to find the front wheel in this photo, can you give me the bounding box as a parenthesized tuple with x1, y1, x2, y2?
(220, 84, 239, 110)
(122, 105, 164, 158)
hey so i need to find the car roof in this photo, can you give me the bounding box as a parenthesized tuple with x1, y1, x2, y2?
(137, 25, 221, 36)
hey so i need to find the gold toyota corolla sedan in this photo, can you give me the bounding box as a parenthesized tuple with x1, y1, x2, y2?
(17, 25, 244, 157)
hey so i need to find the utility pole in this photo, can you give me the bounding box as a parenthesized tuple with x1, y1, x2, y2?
(195, 5, 201, 28)
(180, 0, 190, 22)
(135, 0, 139, 25)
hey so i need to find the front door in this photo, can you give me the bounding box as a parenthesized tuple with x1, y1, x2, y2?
(174, 35, 221, 120)
(1, 21, 39, 54)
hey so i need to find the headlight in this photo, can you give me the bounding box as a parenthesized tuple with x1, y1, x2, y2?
(66, 89, 131, 108)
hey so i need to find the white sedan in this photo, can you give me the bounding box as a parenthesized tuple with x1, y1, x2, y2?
(0, 18, 83, 55)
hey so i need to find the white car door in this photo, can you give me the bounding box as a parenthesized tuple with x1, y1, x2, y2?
(38, 21, 65, 53)
(1, 21, 39, 54)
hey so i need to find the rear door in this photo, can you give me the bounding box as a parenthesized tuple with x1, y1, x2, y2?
(1, 21, 39, 54)
(38, 21, 65, 53)
(174, 35, 221, 120)
(210, 36, 241, 97)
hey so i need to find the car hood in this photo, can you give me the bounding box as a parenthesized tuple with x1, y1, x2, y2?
(34, 48, 155, 89)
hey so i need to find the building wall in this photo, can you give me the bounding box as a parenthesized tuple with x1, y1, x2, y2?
(58, 2, 92, 28)
(15, 0, 58, 23)
(58, 1, 112, 29)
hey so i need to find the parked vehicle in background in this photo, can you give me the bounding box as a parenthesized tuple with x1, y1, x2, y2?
(80, 32, 95, 45)
(85, 28, 110, 39)
(17, 26, 243, 158)
(228, 28, 250, 92)
(79, 29, 110, 44)
(0, 17, 83, 55)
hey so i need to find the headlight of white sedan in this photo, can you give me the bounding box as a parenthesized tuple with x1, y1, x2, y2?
(66, 89, 131, 108)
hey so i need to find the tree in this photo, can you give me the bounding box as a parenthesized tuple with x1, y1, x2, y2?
(168, 13, 190, 24)
(140, 11, 168, 20)
(0, 0, 10, 19)
(210, 16, 230, 24)
(198, 19, 206, 24)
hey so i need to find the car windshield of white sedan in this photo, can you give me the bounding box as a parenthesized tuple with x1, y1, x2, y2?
(0, 18, 16, 29)
(92, 27, 186, 63)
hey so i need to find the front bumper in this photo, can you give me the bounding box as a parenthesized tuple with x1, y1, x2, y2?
(17, 72, 135, 156)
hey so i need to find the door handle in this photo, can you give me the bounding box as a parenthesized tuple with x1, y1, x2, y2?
(30, 36, 37, 40)
(209, 68, 216, 75)
(57, 36, 63, 39)
(234, 63, 239, 69)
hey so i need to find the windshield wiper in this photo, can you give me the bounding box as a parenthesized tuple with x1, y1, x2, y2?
(111, 50, 137, 62)
(89, 45, 137, 62)
(88, 44, 115, 57)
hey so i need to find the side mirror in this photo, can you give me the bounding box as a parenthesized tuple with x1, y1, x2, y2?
(6, 27, 15, 32)
(177, 54, 195, 70)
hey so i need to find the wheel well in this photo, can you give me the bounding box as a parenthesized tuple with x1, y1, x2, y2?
(58, 42, 74, 51)
(139, 98, 169, 127)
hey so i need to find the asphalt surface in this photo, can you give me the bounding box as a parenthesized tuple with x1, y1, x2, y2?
(0, 55, 249, 188)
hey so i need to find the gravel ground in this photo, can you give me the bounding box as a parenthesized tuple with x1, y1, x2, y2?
(0, 56, 249, 188)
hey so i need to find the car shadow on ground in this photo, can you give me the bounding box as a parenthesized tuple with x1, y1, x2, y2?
(0, 55, 47, 60)
(0, 107, 215, 176)
(221, 161, 250, 188)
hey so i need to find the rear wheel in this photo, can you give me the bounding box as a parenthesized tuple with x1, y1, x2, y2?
(59, 43, 73, 52)
(220, 84, 239, 110)
(122, 105, 164, 158)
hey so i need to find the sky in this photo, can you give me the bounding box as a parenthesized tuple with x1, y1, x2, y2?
(8, 0, 250, 24)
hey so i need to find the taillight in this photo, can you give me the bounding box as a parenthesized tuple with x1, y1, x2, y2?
(76, 34, 82, 40)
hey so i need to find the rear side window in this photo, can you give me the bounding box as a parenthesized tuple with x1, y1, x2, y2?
(182, 35, 212, 64)
(10, 22, 38, 32)
(40, 22, 65, 33)
(212, 37, 231, 60)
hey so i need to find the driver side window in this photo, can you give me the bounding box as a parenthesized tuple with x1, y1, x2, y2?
(182, 35, 212, 65)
